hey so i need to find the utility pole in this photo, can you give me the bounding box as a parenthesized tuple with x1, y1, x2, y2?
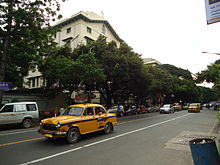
(202, 52, 220, 55)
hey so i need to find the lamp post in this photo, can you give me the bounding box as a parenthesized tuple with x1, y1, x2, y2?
(202, 52, 220, 55)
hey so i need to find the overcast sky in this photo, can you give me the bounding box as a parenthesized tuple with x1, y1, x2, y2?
(59, 0, 220, 74)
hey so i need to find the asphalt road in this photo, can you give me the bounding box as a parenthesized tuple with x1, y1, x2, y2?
(0, 109, 219, 165)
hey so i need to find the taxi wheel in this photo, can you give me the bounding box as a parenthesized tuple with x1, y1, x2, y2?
(66, 127, 80, 144)
(104, 123, 113, 134)
(22, 118, 32, 128)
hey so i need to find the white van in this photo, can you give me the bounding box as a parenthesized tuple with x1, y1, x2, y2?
(0, 102, 39, 128)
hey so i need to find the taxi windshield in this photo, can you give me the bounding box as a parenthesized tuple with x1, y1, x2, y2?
(189, 104, 198, 107)
(62, 107, 84, 116)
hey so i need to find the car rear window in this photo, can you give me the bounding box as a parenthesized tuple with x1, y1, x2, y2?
(27, 104, 37, 111)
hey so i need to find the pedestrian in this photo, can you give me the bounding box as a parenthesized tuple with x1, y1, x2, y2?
(59, 107, 65, 115)
(54, 107, 58, 117)
(117, 104, 121, 116)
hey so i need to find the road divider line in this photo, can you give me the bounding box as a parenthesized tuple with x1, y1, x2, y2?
(20, 113, 191, 165)
(0, 137, 44, 147)
(0, 129, 37, 136)
(118, 115, 160, 125)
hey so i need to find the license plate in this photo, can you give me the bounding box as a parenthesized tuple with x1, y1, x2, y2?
(44, 134, 52, 138)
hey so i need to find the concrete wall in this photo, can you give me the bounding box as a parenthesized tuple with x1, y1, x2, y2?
(1, 92, 69, 118)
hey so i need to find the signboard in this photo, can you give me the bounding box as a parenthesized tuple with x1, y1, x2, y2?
(74, 93, 88, 103)
(0, 82, 12, 90)
(71, 90, 88, 103)
(205, 0, 220, 24)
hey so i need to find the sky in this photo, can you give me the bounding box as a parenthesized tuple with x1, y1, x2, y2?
(59, 0, 220, 74)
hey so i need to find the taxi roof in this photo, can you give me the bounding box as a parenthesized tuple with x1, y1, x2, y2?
(68, 103, 104, 108)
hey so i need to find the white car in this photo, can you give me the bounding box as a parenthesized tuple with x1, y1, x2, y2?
(0, 102, 39, 128)
(107, 105, 124, 117)
(159, 104, 174, 114)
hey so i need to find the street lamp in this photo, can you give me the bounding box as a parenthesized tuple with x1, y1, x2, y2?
(202, 52, 220, 55)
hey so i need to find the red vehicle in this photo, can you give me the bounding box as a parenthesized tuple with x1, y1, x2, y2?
(137, 105, 147, 114)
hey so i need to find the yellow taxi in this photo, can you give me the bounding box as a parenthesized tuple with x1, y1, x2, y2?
(173, 103, 182, 111)
(188, 103, 201, 113)
(39, 103, 117, 143)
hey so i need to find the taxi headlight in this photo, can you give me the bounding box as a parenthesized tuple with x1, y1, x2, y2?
(40, 120, 43, 126)
(56, 122, 61, 128)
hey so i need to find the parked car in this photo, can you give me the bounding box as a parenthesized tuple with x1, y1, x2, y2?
(0, 102, 39, 128)
(107, 105, 124, 117)
(182, 103, 189, 110)
(137, 105, 147, 114)
(188, 103, 201, 113)
(173, 103, 182, 111)
(147, 105, 158, 113)
(124, 105, 138, 116)
(39, 103, 117, 143)
(159, 104, 174, 114)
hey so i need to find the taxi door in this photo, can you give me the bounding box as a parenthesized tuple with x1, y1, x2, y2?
(94, 107, 107, 130)
(80, 107, 97, 134)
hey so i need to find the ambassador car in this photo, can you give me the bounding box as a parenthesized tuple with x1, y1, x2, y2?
(39, 103, 117, 143)
(188, 103, 201, 113)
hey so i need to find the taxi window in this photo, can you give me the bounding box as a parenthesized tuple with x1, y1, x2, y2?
(83, 107, 94, 116)
(63, 107, 83, 116)
(95, 107, 105, 114)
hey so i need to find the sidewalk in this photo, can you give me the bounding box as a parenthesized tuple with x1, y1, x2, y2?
(214, 119, 220, 153)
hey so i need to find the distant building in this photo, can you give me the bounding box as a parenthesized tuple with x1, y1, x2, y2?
(24, 11, 123, 89)
(53, 11, 122, 48)
(143, 58, 161, 66)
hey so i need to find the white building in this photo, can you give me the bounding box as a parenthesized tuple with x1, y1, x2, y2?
(24, 11, 123, 89)
(143, 58, 161, 66)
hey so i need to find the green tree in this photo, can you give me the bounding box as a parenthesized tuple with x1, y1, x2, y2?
(39, 46, 105, 94)
(0, 0, 64, 87)
(145, 65, 173, 104)
(197, 59, 220, 98)
(158, 64, 193, 80)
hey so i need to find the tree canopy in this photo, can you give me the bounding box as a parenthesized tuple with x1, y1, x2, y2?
(158, 64, 193, 80)
(197, 59, 220, 98)
(0, 0, 64, 87)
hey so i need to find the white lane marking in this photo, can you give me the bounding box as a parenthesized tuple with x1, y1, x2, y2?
(20, 113, 191, 165)
(0, 129, 37, 136)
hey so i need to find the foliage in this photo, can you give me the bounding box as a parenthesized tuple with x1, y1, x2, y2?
(0, 0, 64, 87)
(39, 46, 105, 92)
(197, 59, 220, 99)
(158, 64, 193, 80)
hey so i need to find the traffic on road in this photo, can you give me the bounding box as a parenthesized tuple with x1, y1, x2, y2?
(0, 104, 218, 165)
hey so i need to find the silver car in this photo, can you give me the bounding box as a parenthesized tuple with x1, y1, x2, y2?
(0, 102, 39, 128)
(159, 104, 174, 114)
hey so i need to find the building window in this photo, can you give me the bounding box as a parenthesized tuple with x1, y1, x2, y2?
(102, 25, 106, 34)
(65, 40, 71, 47)
(84, 36, 94, 45)
(87, 27, 92, 33)
(28, 76, 41, 88)
(67, 27, 71, 34)
(32, 78, 36, 88)
(36, 77, 39, 87)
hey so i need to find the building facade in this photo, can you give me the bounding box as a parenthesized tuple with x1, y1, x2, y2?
(143, 58, 161, 66)
(23, 11, 122, 89)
